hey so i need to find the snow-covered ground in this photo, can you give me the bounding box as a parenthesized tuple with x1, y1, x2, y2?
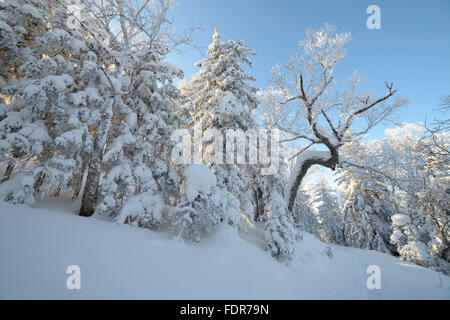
(0, 202, 448, 299)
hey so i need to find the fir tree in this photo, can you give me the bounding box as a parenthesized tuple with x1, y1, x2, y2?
(181, 28, 260, 220)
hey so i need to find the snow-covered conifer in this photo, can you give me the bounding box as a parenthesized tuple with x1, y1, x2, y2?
(0, 0, 104, 203)
(180, 28, 261, 221)
(339, 173, 396, 254)
(310, 178, 345, 245)
(168, 164, 233, 242)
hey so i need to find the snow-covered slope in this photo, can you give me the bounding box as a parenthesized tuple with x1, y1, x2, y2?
(0, 203, 448, 299)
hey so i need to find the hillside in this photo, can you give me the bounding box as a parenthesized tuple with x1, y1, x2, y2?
(0, 202, 448, 299)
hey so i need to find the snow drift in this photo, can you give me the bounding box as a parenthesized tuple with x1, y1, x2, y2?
(0, 202, 448, 299)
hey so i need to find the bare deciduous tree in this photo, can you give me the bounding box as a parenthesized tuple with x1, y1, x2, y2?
(261, 24, 406, 211)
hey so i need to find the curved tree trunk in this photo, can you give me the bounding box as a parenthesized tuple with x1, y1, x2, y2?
(287, 142, 339, 212)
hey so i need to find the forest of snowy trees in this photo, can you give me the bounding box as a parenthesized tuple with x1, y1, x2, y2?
(0, 0, 448, 275)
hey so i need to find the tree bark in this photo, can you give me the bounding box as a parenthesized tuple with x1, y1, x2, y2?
(33, 171, 46, 193)
(79, 100, 113, 217)
(72, 156, 88, 200)
(79, 155, 100, 217)
(287, 140, 339, 212)
(253, 186, 265, 222)
(54, 184, 62, 197)
(2, 161, 14, 182)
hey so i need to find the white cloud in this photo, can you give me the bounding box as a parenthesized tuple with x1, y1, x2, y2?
(384, 122, 424, 138)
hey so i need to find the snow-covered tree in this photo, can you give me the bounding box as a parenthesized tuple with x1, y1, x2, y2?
(291, 193, 319, 236)
(340, 121, 449, 272)
(182, 28, 259, 128)
(260, 24, 405, 212)
(180, 28, 261, 220)
(0, 0, 57, 183)
(263, 172, 298, 261)
(0, 0, 106, 203)
(167, 164, 239, 242)
(0, 172, 35, 205)
(0, 0, 194, 221)
(180, 29, 299, 260)
(310, 178, 345, 245)
(96, 45, 185, 218)
(71, 0, 194, 217)
(390, 213, 429, 266)
(339, 172, 396, 254)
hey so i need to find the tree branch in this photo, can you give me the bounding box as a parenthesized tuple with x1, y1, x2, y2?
(339, 82, 397, 136)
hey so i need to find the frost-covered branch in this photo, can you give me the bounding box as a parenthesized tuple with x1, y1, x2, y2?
(260, 24, 404, 211)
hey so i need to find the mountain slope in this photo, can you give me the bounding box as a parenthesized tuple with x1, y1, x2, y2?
(0, 202, 448, 299)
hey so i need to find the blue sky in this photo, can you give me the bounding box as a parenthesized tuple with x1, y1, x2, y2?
(168, 0, 450, 139)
